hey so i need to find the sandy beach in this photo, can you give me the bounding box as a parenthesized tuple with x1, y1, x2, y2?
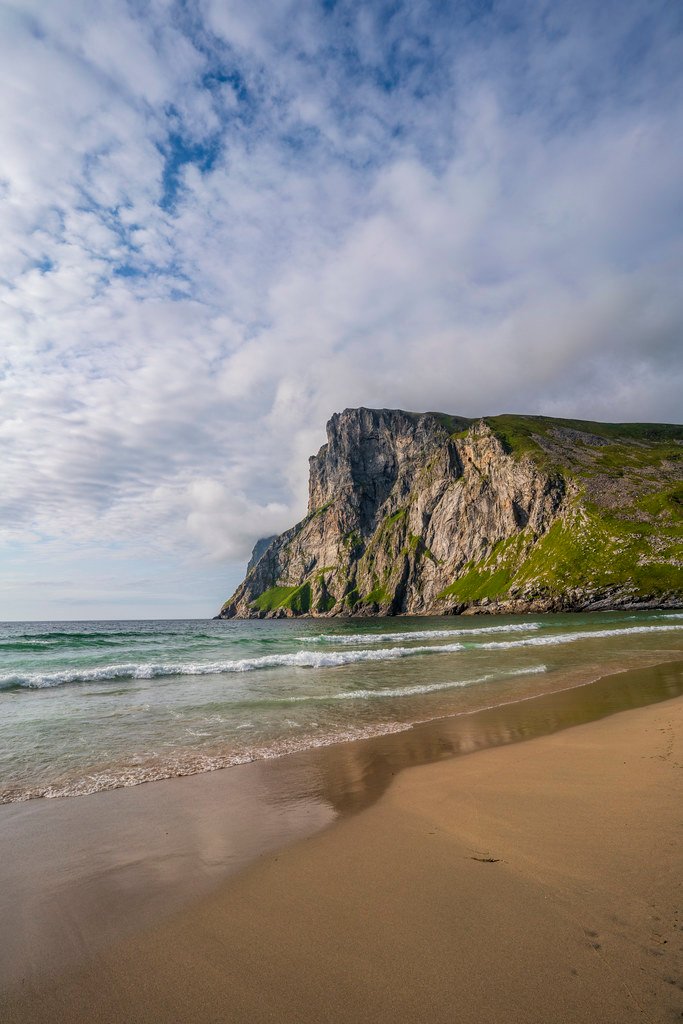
(2, 663, 682, 1024)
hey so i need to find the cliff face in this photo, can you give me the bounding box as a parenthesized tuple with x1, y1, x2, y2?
(218, 409, 683, 617)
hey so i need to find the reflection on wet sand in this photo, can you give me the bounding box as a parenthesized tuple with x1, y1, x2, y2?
(1, 658, 681, 987)
(278, 658, 683, 817)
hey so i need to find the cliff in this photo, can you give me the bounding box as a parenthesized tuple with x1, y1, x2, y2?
(218, 409, 683, 618)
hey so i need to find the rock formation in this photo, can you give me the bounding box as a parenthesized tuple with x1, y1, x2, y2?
(218, 408, 683, 617)
(246, 535, 277, 574)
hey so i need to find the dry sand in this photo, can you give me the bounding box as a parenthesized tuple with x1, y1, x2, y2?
(2, 692, 682, 1024)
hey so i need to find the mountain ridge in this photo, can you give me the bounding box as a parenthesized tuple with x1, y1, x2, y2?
(217, 408, 683, 618)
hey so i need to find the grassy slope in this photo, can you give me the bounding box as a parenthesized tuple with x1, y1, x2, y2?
(251, 583, 311, 614)
(439, 415, 683, 605)
(484, 414, 683, 456)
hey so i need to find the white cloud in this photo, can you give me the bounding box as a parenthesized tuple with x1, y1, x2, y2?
(0, 0, 681, 617)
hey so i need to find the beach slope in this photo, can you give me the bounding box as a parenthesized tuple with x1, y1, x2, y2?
(3, 695, 682, 1023)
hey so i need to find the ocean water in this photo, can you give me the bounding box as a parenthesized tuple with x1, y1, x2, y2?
(1, 610, 682, 802)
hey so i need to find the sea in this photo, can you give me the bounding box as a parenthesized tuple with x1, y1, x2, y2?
(1, 610, 682, 803)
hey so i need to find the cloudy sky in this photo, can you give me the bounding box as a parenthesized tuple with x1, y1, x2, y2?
(1, 0, 682, 619)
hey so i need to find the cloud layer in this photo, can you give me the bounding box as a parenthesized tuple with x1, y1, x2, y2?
(1, 0, 682, 617)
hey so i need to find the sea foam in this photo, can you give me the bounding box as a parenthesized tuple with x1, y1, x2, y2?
(299, 621, 542, 645)
(286, 664, 548, 702)
(1, 622, 680, 690)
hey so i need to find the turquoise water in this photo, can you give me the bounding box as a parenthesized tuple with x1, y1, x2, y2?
(1, 611, 682, 802)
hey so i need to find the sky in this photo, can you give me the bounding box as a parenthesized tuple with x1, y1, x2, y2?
(1, 0, 682, 620)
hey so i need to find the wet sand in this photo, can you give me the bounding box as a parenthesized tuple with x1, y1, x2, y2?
(1, 661, 683, 1022)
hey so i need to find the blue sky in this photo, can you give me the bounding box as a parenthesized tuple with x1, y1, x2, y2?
(1, 0, 682, 619)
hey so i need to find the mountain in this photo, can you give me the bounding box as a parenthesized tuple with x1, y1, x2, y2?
(217, 408, 683, 618)
(246, 535, 277, 574)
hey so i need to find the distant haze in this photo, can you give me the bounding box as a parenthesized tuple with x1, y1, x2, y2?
(1, 1, 682, 618)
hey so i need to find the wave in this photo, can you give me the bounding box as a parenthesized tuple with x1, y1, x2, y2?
(0, 646, 471, 688)
(0, 630, 161, 642)
(1, 623, 680, 690)
(0, 638, 146, 652)
(286, 664, 548, 702)
(0, 666, 545, 802)
(1, 720, 418, 803)
(477, 623, 683, 650)
(0, 629, 222, 650)
(298, 622, 542, 645)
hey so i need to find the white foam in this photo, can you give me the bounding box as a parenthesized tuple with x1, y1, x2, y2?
(0, 646, 469, 687)
(2, 623, 680, 689)
(299, 622, 542, 645)
(476, 623, 683, 650)
(0, 720, 415, 803)
(296, 664, 548, 701)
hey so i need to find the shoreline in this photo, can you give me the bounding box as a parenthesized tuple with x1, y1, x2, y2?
(218, 597, 683, 620)
(3, 638, 682, 805)
(1, 656, 682, 998)
(2, 670, 682, 1022)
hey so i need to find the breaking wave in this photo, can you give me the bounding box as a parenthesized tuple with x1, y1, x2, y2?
(285, 664, 548, 702)
(0, 720, 416, 803)
(1, 623, 680, 690)
(299, 622, 542, 645)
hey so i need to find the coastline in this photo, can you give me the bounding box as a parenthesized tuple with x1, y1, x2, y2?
(219, 596, 683, 619)
(1, 656, 682, 1019)
(2, 664, 681, 1022)
(4, 616, 683, 805)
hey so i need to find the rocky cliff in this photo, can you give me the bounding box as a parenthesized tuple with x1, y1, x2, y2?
(218, 408, 683, 617)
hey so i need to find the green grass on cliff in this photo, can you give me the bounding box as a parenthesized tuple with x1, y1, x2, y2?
(514, 505, 682, 597)
(438, 503, 682, 605)
(384, 508, 407, 526)
(426, 412, 472, 435)
(635, 484, 683, 519)
(362, 584, 391, 606)
(251, 583, 311, 613)
(485, 414, 683, 450)
(402, 534, 436, 561)
(315, 592, 335, 613)
(441, 413, 683, 485)
(437, 533, 529, 602)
